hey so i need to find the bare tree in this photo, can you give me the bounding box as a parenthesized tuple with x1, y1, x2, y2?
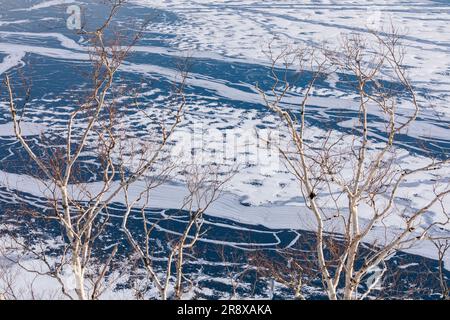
(256, 29, 450, 300)
(1, 0, 190, 300)
(121, 164, 233, 300)
(431, 239, 450, 300)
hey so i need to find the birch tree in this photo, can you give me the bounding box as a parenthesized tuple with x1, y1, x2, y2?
(257, 29, 450, 300)
(1, 0, 188, 299)
(121, 164, 232, 300)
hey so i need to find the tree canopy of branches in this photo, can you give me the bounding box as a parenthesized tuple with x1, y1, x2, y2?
(257, 29, 450, 300)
